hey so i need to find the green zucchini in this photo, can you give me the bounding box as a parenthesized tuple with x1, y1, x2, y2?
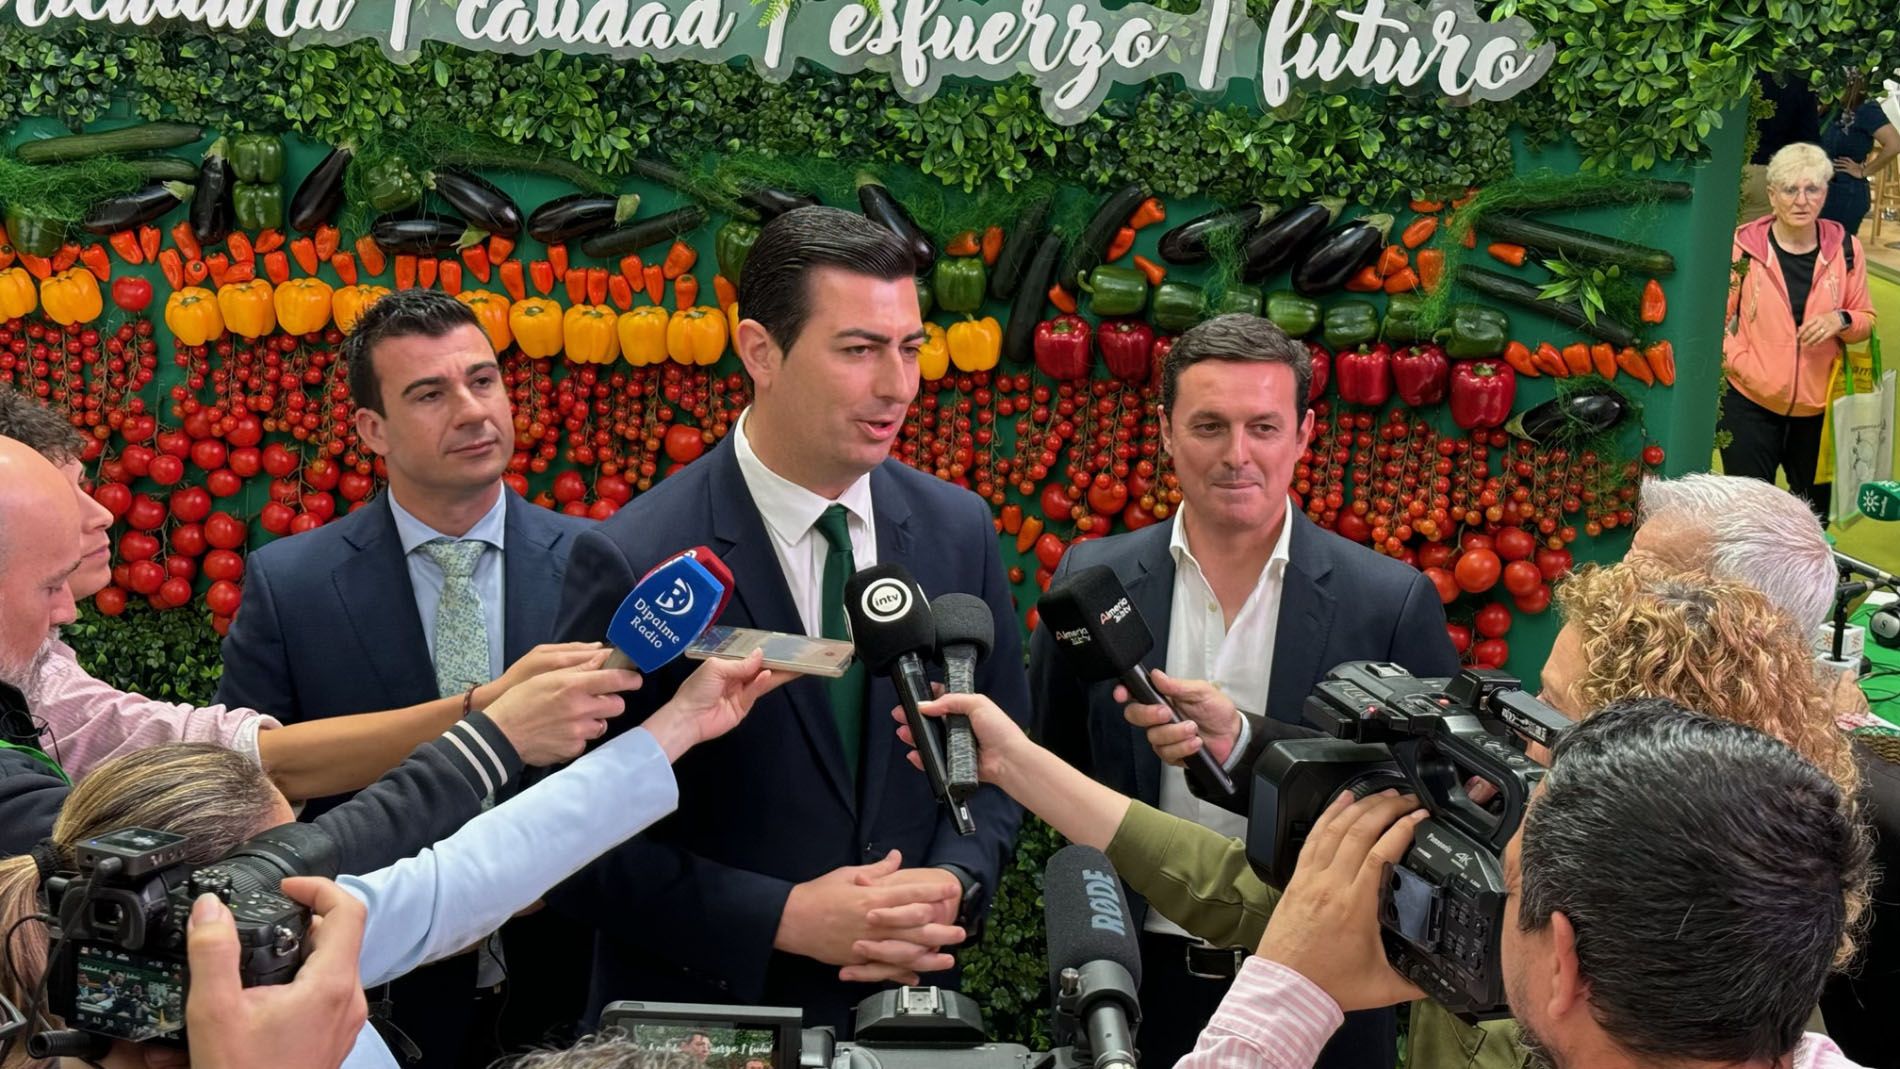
(989, 195, 1053, 301)
(1057, 183, 1147, 296)
(1004, 234, 1065, 364)
(125, 157, 203, 183)
(1457, 265, 1639, 348)
(1478, 216, 1676, 275)
(16, 122, 204, 164)
(579, 205, 707, 259)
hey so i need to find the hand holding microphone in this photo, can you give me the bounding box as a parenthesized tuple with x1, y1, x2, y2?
(931, 593, 994, 802)
(482, 650, 643, 765)
(603, 545, 735, 673)
(1117, 669, 1245, 768)
(643, 649, 791, 762)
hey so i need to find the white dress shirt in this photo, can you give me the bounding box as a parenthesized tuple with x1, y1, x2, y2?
(732, 408, 877, 635)
(1148, 503, 1293, 937)
(387, 488, 508, 683)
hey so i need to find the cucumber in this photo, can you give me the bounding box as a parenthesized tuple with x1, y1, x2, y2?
(1479, 216, 1676, 275)
(1057, 183, 1147, 295)
(1003, 233, 1065, 364)
(1457, 266, 1639, 348)
(989, 195, 1053, 300)
(579, 205, 707, 259)
(125, 157, 203, 183)
(16, 122, 204, 164)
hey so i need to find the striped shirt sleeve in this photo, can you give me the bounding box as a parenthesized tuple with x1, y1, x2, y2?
(1171, 957, 1344, 1069)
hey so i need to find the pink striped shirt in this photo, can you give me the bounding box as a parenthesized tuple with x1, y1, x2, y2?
(1173, 957, 1866, 1069)
(29, 638, 278, 780)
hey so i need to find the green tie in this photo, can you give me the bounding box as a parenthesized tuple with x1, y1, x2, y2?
(418, 537, 491, 699)
(815, 504, 866, 779)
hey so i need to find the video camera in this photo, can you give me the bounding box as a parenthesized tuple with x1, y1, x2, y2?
(26, 822, 337, 1056)
(1247, 662, 1572, 1020)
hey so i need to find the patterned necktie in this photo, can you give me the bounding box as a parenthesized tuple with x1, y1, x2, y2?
(815, 505, 866, 780)
(418, 538, 490, 699)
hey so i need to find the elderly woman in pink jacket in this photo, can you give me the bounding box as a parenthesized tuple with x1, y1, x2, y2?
(1722, 141, 1877, 520)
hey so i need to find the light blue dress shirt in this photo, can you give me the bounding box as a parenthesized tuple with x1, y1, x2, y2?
(387, 490, 508, 684)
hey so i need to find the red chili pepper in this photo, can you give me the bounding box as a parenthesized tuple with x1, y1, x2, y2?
(643, 263, 665, 304)
(1615, 345, 1655, 386)
(1390, 342, 1449, 407)
(79, 243, 112, 281)
(416, 256, 438, 290)
(487, 234, 515, 264)
(565, 266, 587, 304)
(262, 250, 290, 286)
(547, 243, 569, 281)
(1131, 254, 1166, 287)
(945, 231, 979, 257)
(1400, 217, 1438, 248)
(1127, 197, 1166, 230)
(1640, 278, 1666, 324)
(330, 252, 358, 287)
(138, 224, 161, 262)
(290, 237, 319, 276)
(1487, 242, 1527, 268)
(53, 243, 80, 273)
(221, 260, 254, 284)
(1645, 340, 1675, 386)
(619, 254, 644, 291)
(253, 228, 284, 254)
(1105, 226, 1136, 262)
(108, 230, 143, 265)
(1334, 342, 1392, 407)
(157, 248, 184, 289)
(608, 274, 633, 311)
(1096, 318, 1154, 383)
(499, 259, 526, 302)
(181, 257, 207, 286)
(1590, 342, 1617, 379)
(205, 252, 230, 288)
(529, 260, 554, 296)
(314, 224, 340, 262)
(1416, 248, 1445, 293)
(1450, 360, 1515, 429)
(355, 236, 387, 278)
(661, 240, 697, 280)
(438, 258, 463, 295)
(1047, 284, 1078, 314)
(712, 273, 737, 311)
(1345, 265, 1384, 292)
(1501, 340, 1539, 378)
(981, 225, 1004, 266)
(461, 242, 491, 283)
(673, 273, 698, 309)
(1377, 244, 1408, 277)
(1033, 314, 1093, 381)
(394, 254, 417, 290)
(587, 266, 609, 307)
(171, 220, 201, 263)
(226, 231, 254, 265)
(1383, 267, 1419, 294)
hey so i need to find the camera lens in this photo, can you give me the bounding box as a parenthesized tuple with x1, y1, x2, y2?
(1337, 770, 1410, 802)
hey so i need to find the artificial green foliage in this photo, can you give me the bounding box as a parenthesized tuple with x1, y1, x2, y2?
(960, 817, 1064, 1046)
(64, 602, 226, 707)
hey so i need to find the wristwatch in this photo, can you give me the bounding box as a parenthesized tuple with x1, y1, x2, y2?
(937, 863, 986, 940)
(1840, 310, 1852, 331)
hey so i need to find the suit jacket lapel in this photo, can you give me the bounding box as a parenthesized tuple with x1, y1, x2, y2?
(332, 496, 437, 703)
(1268, 513, 1336, 726)
(501, 488, 565, 666)
(1124, 521, 1177, 807)
(856, 464, 914, 833)
(705, 442, 857, 813)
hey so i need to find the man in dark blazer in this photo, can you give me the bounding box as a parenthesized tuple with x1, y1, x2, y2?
(215, 289, 598, 1069)
(1029, 314, 1458, 1069)
(549, 207, 1029, 1036)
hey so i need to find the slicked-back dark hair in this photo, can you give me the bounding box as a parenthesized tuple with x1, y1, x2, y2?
(344, 288, 483, 414)
(0, 386, 84, 464)
(1160, 313, 1312, 417)
(736, 205, 918, 355)
(1521, 697, 1873, 1063)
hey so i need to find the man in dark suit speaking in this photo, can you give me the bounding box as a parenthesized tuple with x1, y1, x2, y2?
(1029, 314, 1458, 1069)
(550, 207, 1029, 1033)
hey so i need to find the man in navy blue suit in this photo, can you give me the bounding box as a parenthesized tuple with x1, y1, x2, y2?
(550, 207, 1030, 1035)
(1029, 314, 1459, 1069)
(215, 289, 599, 1068)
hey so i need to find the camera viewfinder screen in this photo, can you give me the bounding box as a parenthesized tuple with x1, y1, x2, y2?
(73, 944, 185, 1041)
(621, 1021, 777, 1069)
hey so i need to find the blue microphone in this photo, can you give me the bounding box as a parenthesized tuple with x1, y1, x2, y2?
(605, 550, 728, 672)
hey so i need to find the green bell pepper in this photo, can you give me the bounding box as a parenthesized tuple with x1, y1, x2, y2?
(229, 134, 284, 184)
(1266, 291, 1320, 338)
(1439, 303, 1510, 360)
(1322, 300, 1380, 351)
(4, 206, 64, 257)
(232, 182, 283, 231)
(933, 256, 988, 314)
(915, 277, 933, 319)
(362, 158, 422, 214)
(1150, 281, 1206, 333)
(1383, 292, 1424, 343)
(715, 221, 760, 286)
(1079, 265, 1149, 318)
(1210, 283, 1264, 317)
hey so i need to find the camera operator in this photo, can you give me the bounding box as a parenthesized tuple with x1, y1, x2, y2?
(1175, 698, 1872, 1069)
(0, 652, 783, 1068)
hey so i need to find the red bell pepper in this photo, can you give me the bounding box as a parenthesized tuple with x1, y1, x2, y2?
(1305, 341, 1330, 404)
(1450, 360, 1515, 429)
(1334, 342, 1392, 407)
(1034, 314, 1093, 381)
(1390, 342, 1449, 407)
(1097, 318, 1154, 383)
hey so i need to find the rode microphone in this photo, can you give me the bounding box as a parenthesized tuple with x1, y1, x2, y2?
(1037, 566, 1236, 798)
(1043, 845, 1142, 1069)
(931, 593, 993, 802)
(845, 564, 975, 836)
(606, 549, 729, 673)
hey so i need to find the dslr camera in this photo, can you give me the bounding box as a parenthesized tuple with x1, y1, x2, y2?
(31, 822, 337, 1053)
(1248, 662, 1572, 1020)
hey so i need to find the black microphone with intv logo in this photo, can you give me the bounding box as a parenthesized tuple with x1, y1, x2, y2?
(1037, 565, 1236, 798)
(845, 564, 976, 836)
(1044, 844, 1142, 1069)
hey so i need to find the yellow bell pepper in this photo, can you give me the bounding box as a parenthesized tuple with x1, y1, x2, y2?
(563, 303, 620, 365)
(165, 287, 224, 345)
(41, 269, 103, 326)
(455, 290, 513, 352)
(218, 279, 276, 339)
(273, 277, 334, 336)
(947, 316, 1002, 372)
(509, 298, 563, 359)
(0, 267, 39, 320)
(331, 285, 390, 335)
(918, 322, 950, 380)
(617, 306, 670, 366)
(667, 306, 728, 366)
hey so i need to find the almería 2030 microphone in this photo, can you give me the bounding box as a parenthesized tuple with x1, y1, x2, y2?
(1037, 565, 1236, 798)
(1044, 844, 1142, 1069)
(846, 564, 975, 836)
(931, 593, 993, 802)
(605, 549, 729, 673)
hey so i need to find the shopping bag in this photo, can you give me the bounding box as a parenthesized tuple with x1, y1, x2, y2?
(1827, 332, 1896, 522)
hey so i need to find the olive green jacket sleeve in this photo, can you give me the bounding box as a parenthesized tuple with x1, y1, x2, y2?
(1103, 802, 1526, 1069)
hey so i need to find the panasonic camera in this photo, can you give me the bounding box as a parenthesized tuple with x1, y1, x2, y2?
(34, 822, 337, 1050)
(1247, 662, 1572, 1020)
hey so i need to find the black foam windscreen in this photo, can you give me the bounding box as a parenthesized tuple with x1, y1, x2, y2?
(931, 592, 994, 661)
(843, 564, 936, 673)
(1037, 565, 1156, 678)
(1043, 844, 1142, 991)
